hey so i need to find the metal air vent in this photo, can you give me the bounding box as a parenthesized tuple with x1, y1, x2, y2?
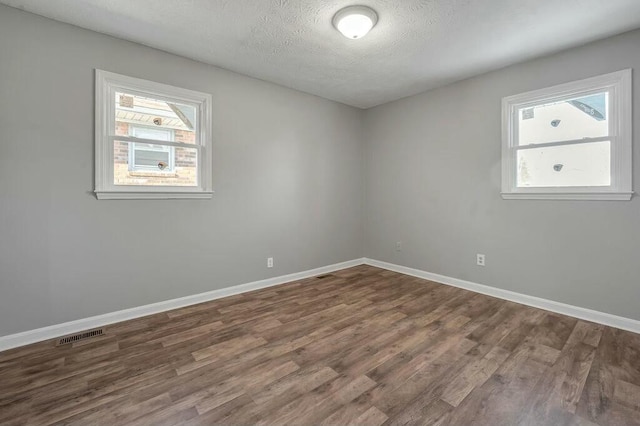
(56, 328, 105, 346)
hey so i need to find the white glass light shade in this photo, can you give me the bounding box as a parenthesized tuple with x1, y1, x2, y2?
(332, 6, 378, 39)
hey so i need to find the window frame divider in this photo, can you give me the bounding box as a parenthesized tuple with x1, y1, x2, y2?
(110, 136, 200, 150)
(514, 136, 613, 151)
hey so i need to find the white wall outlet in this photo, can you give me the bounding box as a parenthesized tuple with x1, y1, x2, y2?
(476, 254, 485, 267)
(396, 241, 402, 251)
(267, 257, 274, 268)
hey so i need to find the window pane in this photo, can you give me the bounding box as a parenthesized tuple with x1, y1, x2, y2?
(518, 92, 609, 146)
(131, 126, 172, 141)
(115, 92, 196, 144)
(517, 141, 610, 188)
(132, 144, 172, 170)
(114, 141, 198, 186)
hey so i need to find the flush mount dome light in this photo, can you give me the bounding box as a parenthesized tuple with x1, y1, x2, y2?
(333, 5, 378, 39)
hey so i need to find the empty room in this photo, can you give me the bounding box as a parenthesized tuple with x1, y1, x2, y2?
(1, 1, 639, 425)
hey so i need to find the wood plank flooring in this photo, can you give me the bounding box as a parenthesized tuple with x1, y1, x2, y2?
(1, 265, 639, 425)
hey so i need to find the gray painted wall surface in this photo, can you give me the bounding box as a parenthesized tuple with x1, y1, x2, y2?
(364, 29, 640, 321)
(0, 5, 364, 336)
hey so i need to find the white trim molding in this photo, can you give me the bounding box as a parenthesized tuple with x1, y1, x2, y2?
(501, 192, 633, 201)
(95, 191, 214, 200)
(0, 258, 365, 352)
(364, 258, 640, 334)
(3, 257, 639, 352)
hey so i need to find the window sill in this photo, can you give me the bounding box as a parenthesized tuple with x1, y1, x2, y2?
(128, 172, 178, 178)
(501, 192, 633, 201)
(95, 191, 214, 200)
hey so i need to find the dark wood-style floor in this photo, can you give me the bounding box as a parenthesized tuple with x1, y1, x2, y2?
(1, 265, 639, 425)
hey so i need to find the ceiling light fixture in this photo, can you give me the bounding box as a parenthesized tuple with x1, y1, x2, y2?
(332, 5, 378, 40)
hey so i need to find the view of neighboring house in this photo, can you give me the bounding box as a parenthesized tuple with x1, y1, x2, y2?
(114, 93, 198, 186)
(517, 93, 610, 187)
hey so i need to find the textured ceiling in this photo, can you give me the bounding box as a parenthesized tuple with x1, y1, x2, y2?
(3, 0, 640, 108)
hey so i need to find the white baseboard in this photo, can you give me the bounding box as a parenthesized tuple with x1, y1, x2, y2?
(3, 256, 637, 352)
(0, 258, 366, 352)
(364, 258, 640, 335)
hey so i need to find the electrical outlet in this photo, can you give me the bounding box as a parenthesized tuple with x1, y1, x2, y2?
(267, 257, 273, 268)
(476, 254, 485, 267)
(396, 241, 402, 251)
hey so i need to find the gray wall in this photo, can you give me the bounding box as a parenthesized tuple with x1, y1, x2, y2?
(0, 5, 364, 336)
(364, 29, 640, 321)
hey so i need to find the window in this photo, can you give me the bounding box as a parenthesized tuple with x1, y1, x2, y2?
(95, 70, 213, 199)
(501, 69, 632, 200)
(129, 126, 175, 173)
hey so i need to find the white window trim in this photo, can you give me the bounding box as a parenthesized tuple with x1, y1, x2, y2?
(501, 69, 633, 201)
(95, 70, 213, 200)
